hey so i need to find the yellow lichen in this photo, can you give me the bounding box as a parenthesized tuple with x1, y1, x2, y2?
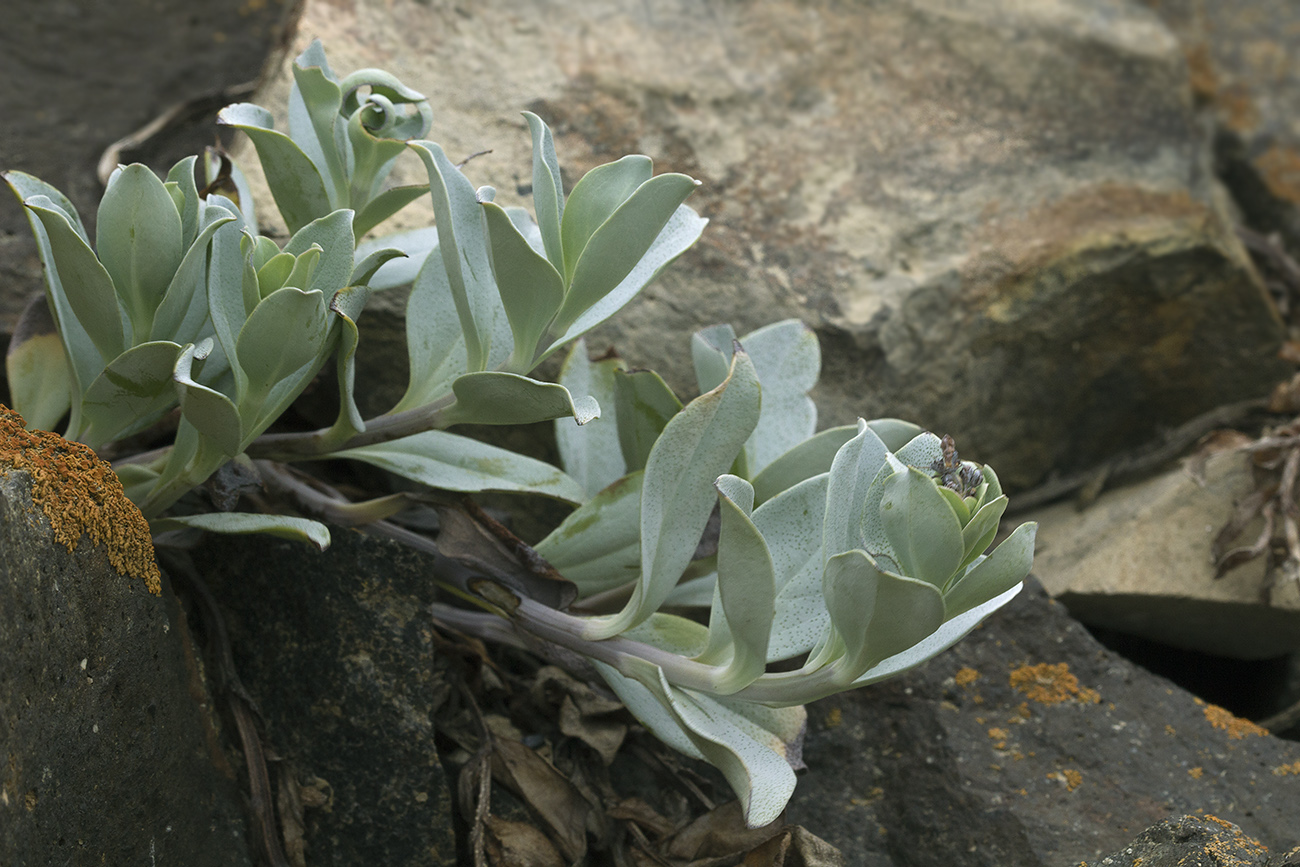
(1008, 662, 1100, 705)
(1189, 767, 1204, 779)
(824, 707, 842, 728)
(0, 405, 159, 594)
(954, 666, 980, 686)
(1272, 761, 1300, 776)
(1201, 703, 1268, 740)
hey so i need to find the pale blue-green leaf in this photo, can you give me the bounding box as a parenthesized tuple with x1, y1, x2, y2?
(153, 512, 331, 551)
(614, 367, 683, 473)
(620, 611, 711, 657)
(116, 463, 162, 505)
(357, 227, 437, 289)
(5, 174, 99, 409)
(583, 350, 760, 640)
(173, 343, 242, 457)
(865, 418, 926, 451)
(705, 475, 775, 694)
(235, 287, 332, 433)
(740, 319, 820, 474)
(691, 323, 736, 395)
(256, 250, 297, 297)
(281, 245, 320, 296)
(97, 164, 183, 339)
(524, 112, 565, 271)
(592, 660, 705, 761)
(332, 430, 586, 502)
(393, 243, 467, 412)
(322, 284, 372, 444)
(350, 247, 406, 287)
(25, 198, 125, 363)
(822, 551, 945, 682)
(822, 420, 890, 562)
(150, 206, 236, 344)
(249, 234, 281, 270)
(409, 141, 498, 371)
(893, 430, 945, 469)
(858, 456, 906, 574)
(206, 198, 252, 396)
(5, 305, 74, 432)
(960, 494, 1007, 570)
(545, 204, 707, 354)
(606, 658, 797, 828)
(751, 425, 856, 504)
(936, 484, 970, 525)
(353, 184, 428, 239)
(559, 155, 652, 284)
(288, 47, 347, 203)
(283, 209, 355, 298)
(943, 522, 1036, 618)
(879, 467, 964, 587)
(535, 471, 642, 596)
(217, 103, 331, 234)
(209, 152, 259, 232)
(80, 341, 182, 449)
(662, 573, 717, 607)
(344, 107, 410, 205)
(752, 473, 830, 661)
(437, 371, 598, 427)
(4, 171, 89, 242)
(983, 464, 1003, 504)
(481, 201, 564, 370)
(555, 340, 627, 497)
(503, 206, 546, 256)
(165, 155, 200, 249)
(853, 583, 1023, 687)
(555, 173, 698, 332)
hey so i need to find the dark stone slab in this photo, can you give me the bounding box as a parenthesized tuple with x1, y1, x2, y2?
(787, 578, 1300, 867)
(194, 527, 459, 866)
(0, 467, 252, 866)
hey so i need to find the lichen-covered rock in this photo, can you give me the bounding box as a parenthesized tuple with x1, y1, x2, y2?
(238, 0, 1285, 488)
(0, 410, 251, 865)
(786, 579, 1300, 866)
(1082, 815, 1275, 867)
(194, 528, 458, 866)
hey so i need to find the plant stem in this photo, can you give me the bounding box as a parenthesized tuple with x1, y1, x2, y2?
(245, 392, 457, 459)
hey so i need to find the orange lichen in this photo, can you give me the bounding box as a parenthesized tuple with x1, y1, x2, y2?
(1008, 663, 1101, 705)
(954, 667, 980, 686)
(1255, 145, 1300, 204)
(0, 405, 159, 594)
(1047, 769, 1082, 792)
(1189, 767, 1204, 779)
(1201, 703, 1268, 740)
(1272, 761, 1300, 776)
(1202, 815, 1270, 858)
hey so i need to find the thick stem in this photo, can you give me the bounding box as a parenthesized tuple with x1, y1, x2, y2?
(245, 391, 457, 459)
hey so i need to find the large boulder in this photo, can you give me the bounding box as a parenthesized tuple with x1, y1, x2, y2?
(0, 408, 252, 865)
(235, 0, 1285, 489)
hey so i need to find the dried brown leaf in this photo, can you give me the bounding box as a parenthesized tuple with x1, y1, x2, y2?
(484, 816, 566, 867)
(607, 797, 679, 841)
(491, 737, 592, 862)
(742, 826, 847, 867)
(667, 800, 784, 861)
(435, 501, 577, 609)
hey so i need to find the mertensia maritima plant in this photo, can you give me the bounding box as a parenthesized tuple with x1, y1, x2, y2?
(3, 41, 1035, 826)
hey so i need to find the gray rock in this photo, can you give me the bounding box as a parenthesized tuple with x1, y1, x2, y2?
(1149, 0, 1300, 247)
(786, 578, 1300, 866)
(192, 528, 459, 866)
(1082, 815, 1291, 867)
(1029, 450, 1300, 660)
(237, 0, 1285, 489)
(0, 466, 252, 866)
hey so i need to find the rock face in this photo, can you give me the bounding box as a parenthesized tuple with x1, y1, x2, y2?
(193, 528, 459, 867)
(234, 0, 1285, 489)
(1029, 451, 1300, 660)
(786, 578, 1300, 866)
(0, 466, 252, 865)
(1081, 815, 1290, 867)
(1149, 0, 1300, 247)
(0, 0, 298, 331)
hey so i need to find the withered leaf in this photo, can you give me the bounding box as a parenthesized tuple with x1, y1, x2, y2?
(491, 736, 592, 863)
(667, 800, 784, 861)
(484, 816, 565, 867)
(435, 501, 577, 609)
(742, 826, 847, 867)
